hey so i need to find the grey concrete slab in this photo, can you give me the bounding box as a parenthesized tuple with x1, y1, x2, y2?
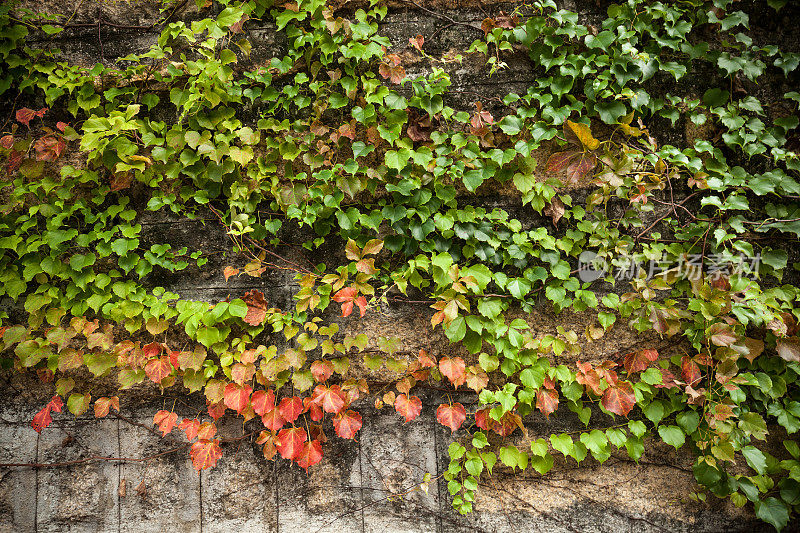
(276, 429, 362, 533)
(118, 415, 200, 533)
(36, 418, 120, 533)
(0, 424, 38, 533)
(360, 408, 440, 533)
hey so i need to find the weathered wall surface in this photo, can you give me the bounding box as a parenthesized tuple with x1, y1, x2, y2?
(0, 0, 790, 531)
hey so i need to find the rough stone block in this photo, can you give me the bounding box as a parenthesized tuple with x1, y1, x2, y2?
(0, 424, 38, 532)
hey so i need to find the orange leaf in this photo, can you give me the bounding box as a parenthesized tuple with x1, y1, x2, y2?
(436, 403, 466, 432)
(223, 266, 239, 281)
(153, 410, 178, 436)
(312, 384, 347, 414)
(94, 396, 119, 418)
(190, 439, 222, 470)
(144, 356, 172, 383)
(276, 427, 307, 460)
(251, 389, 275, 416)
(333, 410, 362, 439)
(262, 407, 286, 431)
(310, 360, 334, 382)
(243, 290, 268, 326)
(179, 418, 201, 440)
(394, 394, 422, 423)
(296, 440, 323, 471)
(439, 356, 466, 388)
(278, 396, 304, 423)
(417, 349, 436, 368)
(197, 422, 217, 440)
(223, 383, 252, 414)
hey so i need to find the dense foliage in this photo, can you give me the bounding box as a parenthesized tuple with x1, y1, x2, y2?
(1, 0, 800, 528)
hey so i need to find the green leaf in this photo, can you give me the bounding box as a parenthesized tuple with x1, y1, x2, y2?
(657, 425, 685, 449)
(742, 445, 768, 475)
(755, 497, 789, 531)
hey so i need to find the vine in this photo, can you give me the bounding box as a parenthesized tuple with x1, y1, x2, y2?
(1, 0, 799, 528)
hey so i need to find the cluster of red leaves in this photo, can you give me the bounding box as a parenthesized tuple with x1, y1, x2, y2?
(475, 408, 522, 437)
(469, 102, 495, 141)
(2, 108, 68, 173)
(154, 410, 221, 470)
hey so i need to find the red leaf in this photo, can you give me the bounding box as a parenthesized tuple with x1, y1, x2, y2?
(601, 381, 636, 416)
(276, 427, 307, 460)
(0, 134, 13, 149)
(681, 355, 702, 386)
(394, 394, 422, 423)
(536, 388, 559, 418)
(655, 368, 681, 389)
(310, 360, 334, 382)
(243, 290, 268, 326)
(143, 340, 164, 358)
(304, 397, 324, 421)
(439, 356, 466, 388)
(207, 401, 226, 420)
(179, 418, 201, 441)
(251, 389, 275, 416)
(223, 383, 252, 414)
(190, 439, 222, 470)
(278, 396, 304, 423)
(623, 349, 659, 374)
(145, 356, 172, 383)
(262, 407, 286, 431)
(436, 403, 466, 432)
(153, 410, 178, 436)
(296, 439, 323, 471)
(312, 384, 347, 414)
(332, 287, 366, 318)
(333, 410, 362, 439)
(31, 395, 63, 433)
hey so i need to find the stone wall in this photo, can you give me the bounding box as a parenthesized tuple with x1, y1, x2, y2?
(0, 0, 788, 531)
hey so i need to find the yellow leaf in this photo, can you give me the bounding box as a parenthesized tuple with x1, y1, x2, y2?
(566, 120, 600, 150)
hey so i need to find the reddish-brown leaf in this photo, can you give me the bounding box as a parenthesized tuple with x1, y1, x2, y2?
(601, 381, 636, 416)
(223, 266, 239, 281)
(276, 427, 307, 460)
(223, 383, 251, 414)
(243, 290, 268, 326)
(278, 396, 304, 423)
(536, 388, 559, 418)
(776, 338, 800, 362)
(409, 34, 424, 51)
(312, 384, 347, 414)
(251, 389, 275, 416)
(681, 355, 702, 386)
(16, 108, 38, 126)
(310, 360, 334, 382)
(439, 356, 466, 388)
(262, 408, 286, 431)
(394, 394, 422, 423)
(0, 134, 13, 149)
(333, 410, 362, 439)
(546, 150, 578, 173)
(145, 356, 172, 383)
(623, 349, 659, 374)
(296, 439, 323, 471)
(654, 368, 681, 389)
(179, 418, 201, 441)
(566, 153, 597, 184)
(190, 439, 222, 470)
(436, 403, 466, 432)
(153, 410, 178, 436)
